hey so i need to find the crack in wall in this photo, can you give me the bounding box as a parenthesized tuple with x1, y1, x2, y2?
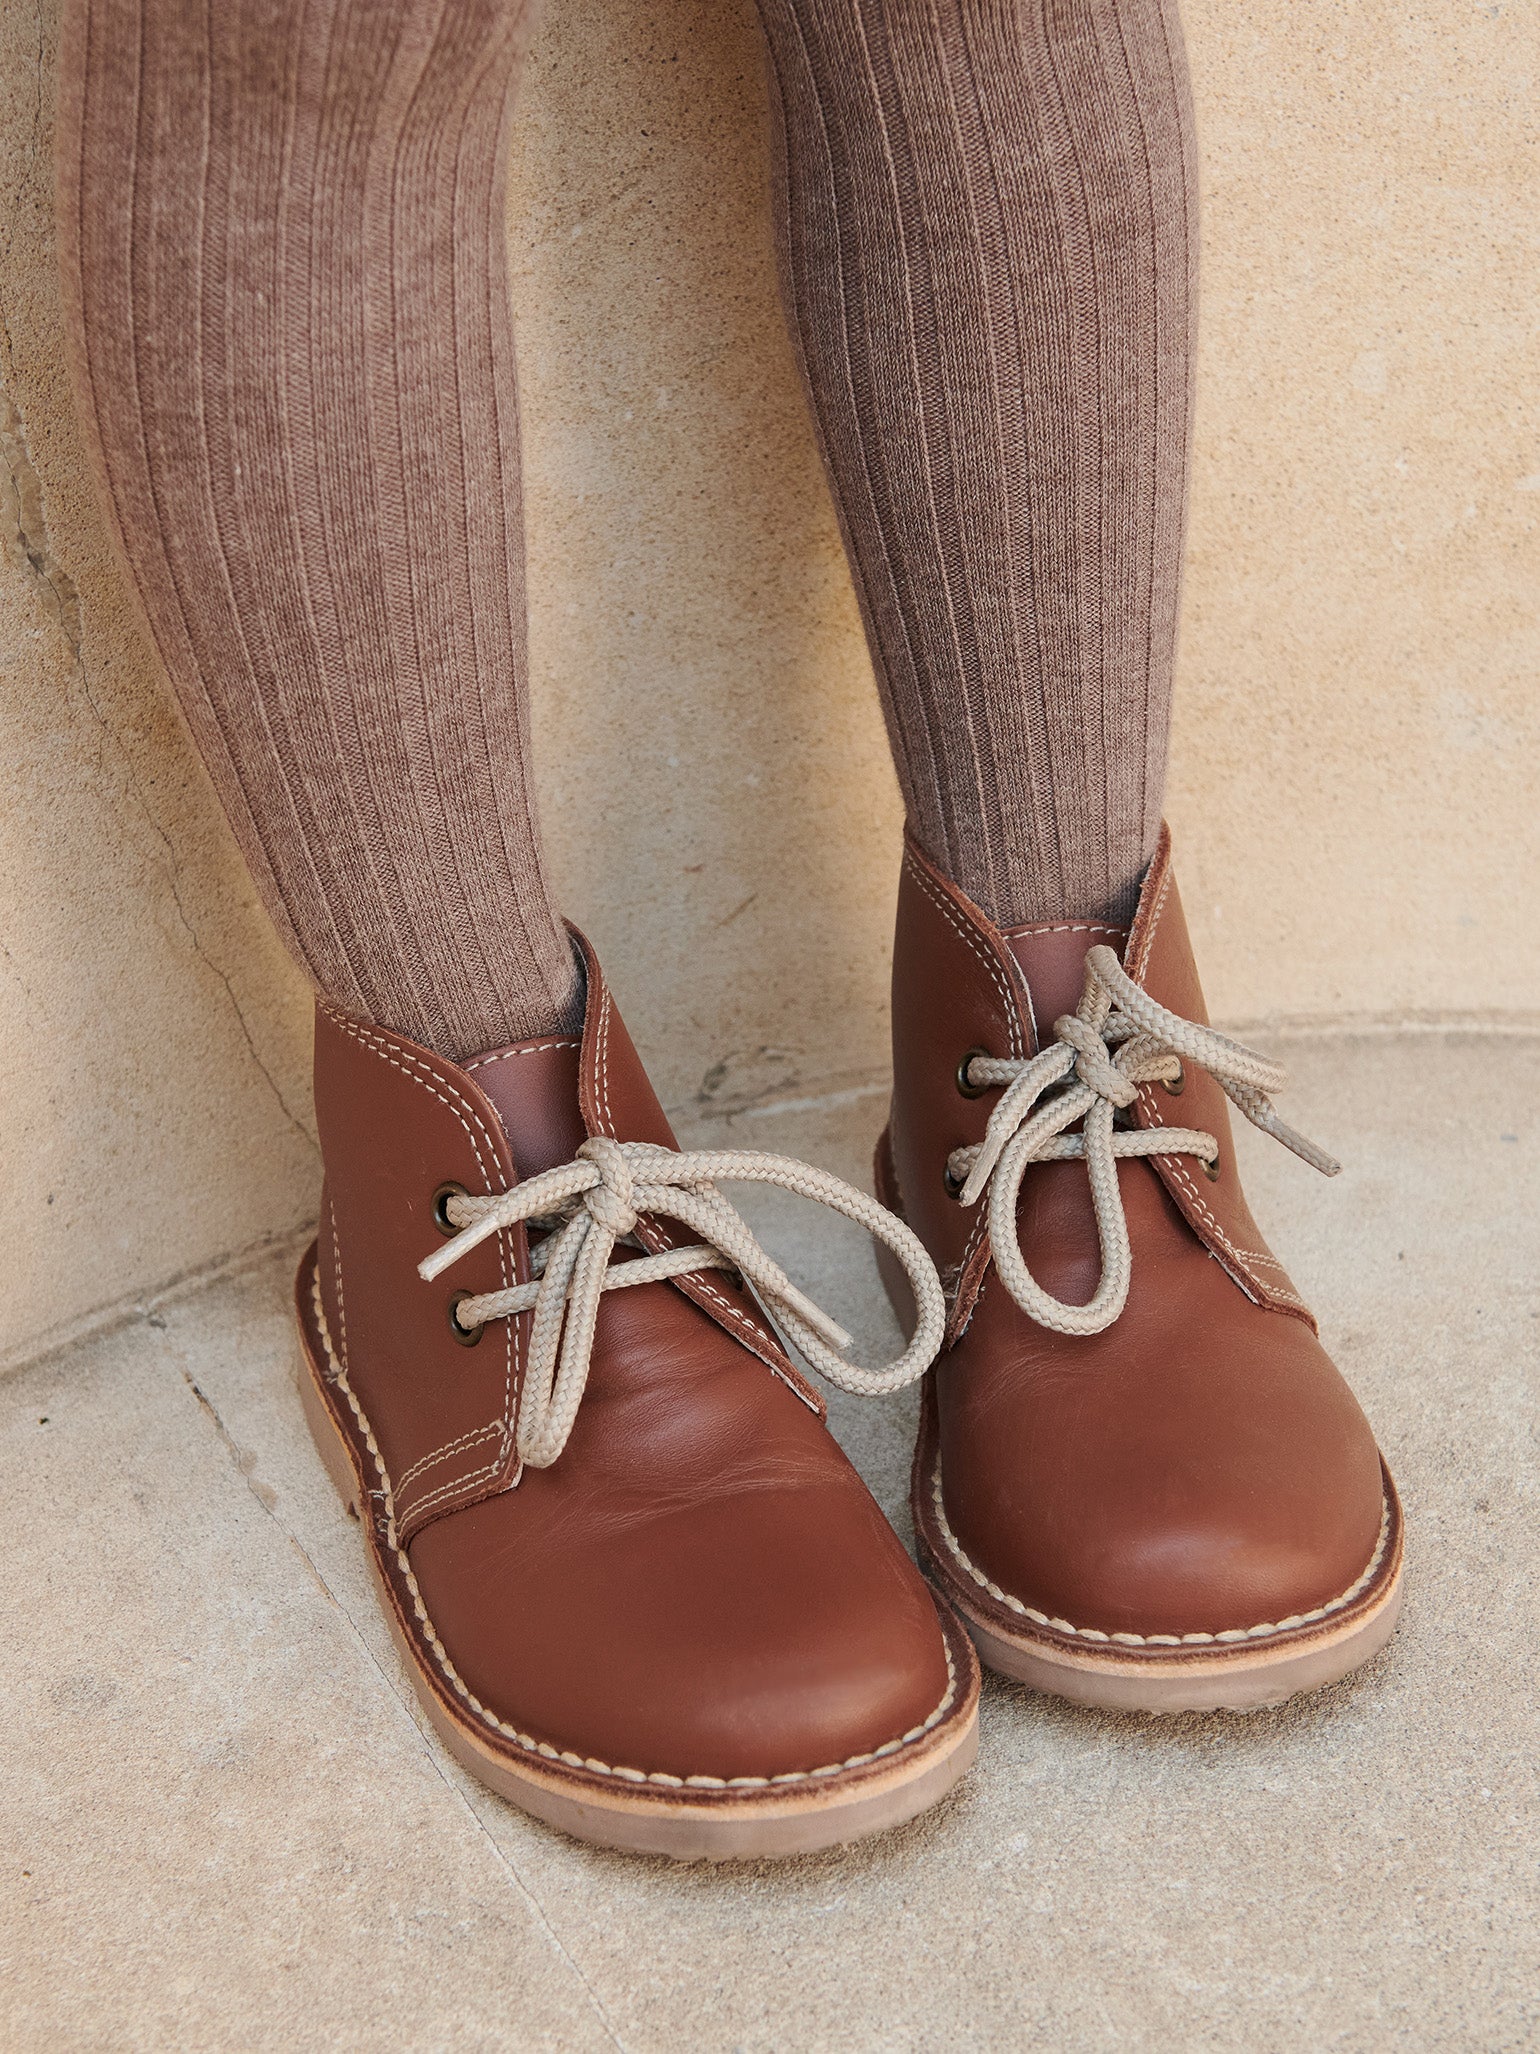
(0, 384, 82, 658)
(1, 0, 312, 1154)
(0, 368, 315, 1153)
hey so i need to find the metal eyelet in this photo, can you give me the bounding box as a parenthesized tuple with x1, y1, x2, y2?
(943, 1164, 966, 1200)
(1201, 1154, 1222, 1183)
(432, 1181, 468, 1237)
(955, 1047, 993, 1099)
(1162, 1061, 1186, 1097)
(447, 1292, 485, 1346)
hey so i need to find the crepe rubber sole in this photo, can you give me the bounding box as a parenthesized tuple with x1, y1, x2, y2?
(873, 1228, 1405, 1716)
(294, 1245, 980, 1858)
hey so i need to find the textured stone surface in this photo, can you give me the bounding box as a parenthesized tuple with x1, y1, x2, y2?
(0, 0, 319, 1369)
(3, 0, 1537, 1354)
(4, 1032, 1536, 2049)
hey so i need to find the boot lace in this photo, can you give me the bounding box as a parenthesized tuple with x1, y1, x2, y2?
(418, 1136, 946, 1468)
(949, 945, 1338, 1337)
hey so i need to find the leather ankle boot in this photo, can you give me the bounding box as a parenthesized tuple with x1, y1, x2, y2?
(877, 830, 1403, 1713)
(295, 928, 979, 1856)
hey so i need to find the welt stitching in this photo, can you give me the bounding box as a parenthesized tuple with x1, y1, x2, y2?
(324, 1007, 517, 1493)
(930, 1455, 1392, 1646)
(904, 852, 1024, 1059)
(307, 1266, 960, 1787)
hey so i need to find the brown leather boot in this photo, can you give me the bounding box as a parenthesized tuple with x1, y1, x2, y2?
(295, 927, 979, 1856)
(877, 829, 1403, 1713)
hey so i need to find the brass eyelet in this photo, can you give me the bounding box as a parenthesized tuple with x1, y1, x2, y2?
(1201, 1154, 1222, 1183)
(955, 1047, 993, 1099)
(447, 1292, 485, 1346)
(943, 1164, 966, 1200)
(1162, 1061, 1186, 1097)
(432, 1181, 468, 1237)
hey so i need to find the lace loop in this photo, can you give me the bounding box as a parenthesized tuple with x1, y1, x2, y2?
(417, 1136, 947, 1469)
(949, 944, 1339, 1337)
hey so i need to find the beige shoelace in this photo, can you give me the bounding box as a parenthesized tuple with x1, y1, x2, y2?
(418, 1135, 946, 1468)
(950, 945, 1339, 1338)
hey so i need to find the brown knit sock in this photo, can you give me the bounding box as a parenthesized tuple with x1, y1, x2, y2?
(756, 0, 1199, 929)
(56, 0, 581, 1061)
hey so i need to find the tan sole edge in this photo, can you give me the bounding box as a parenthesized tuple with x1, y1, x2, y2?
(929, 1545, 1404, 1714)
(294, 1275, 979, 1859)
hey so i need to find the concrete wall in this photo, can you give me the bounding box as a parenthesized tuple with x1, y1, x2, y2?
(3, 0, 1536, 1367)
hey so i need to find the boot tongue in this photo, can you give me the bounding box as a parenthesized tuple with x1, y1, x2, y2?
(462, 966, 680, 1180)
(1002, 921, 1129, 1055)
(462, 1038, 585, 1178)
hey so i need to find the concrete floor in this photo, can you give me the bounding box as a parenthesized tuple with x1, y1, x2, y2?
(5, 1029, 1537, 2051)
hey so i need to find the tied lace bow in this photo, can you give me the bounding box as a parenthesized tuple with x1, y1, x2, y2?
(418, 1135, 946, 1468)
(950, 945, 1339, 1337)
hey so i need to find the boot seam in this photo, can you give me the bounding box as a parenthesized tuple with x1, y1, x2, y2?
(1157, 1157, 1311, 1311)
(903, 850, 1027, 1059)
(588, 981, 817, 1405)
(319, 1005, 518, 1523)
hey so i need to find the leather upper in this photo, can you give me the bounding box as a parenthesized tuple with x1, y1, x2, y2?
(311, 934, 958, 1782)
(885, 831, 1389, 1641)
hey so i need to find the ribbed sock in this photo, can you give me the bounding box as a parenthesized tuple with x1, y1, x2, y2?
(57, 0, 581, 1060)
(756, 0, 1199, 928)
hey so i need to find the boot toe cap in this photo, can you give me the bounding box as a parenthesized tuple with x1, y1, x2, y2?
(410, 1476, 958, 1785)
(938, 1319, 1390, 1643)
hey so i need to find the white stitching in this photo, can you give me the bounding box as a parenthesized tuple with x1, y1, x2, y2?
(582, 979, 806, 1401)
(929, 1455, 1392, 1646)
(1135, 1084, 1291, 1271)
(328, 1199, 349, 1377)
(464, 1039, 582, 1069)
(1003, 921, 1125, 940)
(396, 1423, 503, 1488)
(597, 986, 616, 1135)
(951, 1207, 990, 1311)
(902, 852, 1023, 1318)
(321, 1005, 506, 1172)
(687, 1275, 821, 1413)
(1125, 855, 1174, 985)
(306, 1264, 961, 1786)
(397, 1453, 510, 1525)
(1156, 1152, 1311, 1312)
(904, 851, 1024, 1060)
(320, 1006, 517, 1510)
